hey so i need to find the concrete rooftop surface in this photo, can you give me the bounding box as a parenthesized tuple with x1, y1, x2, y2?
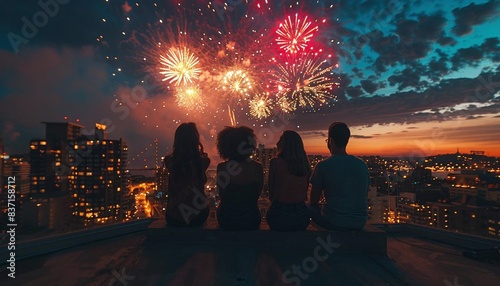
(1, 217, 499, 286)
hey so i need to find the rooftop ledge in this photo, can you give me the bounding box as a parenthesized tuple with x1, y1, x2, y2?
(146, 218, 387, 255)
(2, 219, 499, 285)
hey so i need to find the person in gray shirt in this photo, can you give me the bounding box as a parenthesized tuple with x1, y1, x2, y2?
(309, 122, 370, 230)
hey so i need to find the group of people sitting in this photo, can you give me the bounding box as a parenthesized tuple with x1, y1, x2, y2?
(164, 121, 370, 231)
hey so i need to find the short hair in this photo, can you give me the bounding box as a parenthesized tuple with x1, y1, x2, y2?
(217, 126, 256, 161)
(328, 122, 350, 148)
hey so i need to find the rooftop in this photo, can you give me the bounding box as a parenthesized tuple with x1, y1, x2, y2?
(1, 218, 499, 286)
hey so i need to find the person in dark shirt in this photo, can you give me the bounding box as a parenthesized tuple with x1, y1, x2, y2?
(164, 122, 210, 227)
(309, 122, 370, 230)
(216, 126, 263, 230)
(267, 130, 311, 231)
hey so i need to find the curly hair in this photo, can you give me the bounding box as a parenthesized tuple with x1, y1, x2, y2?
(217, 126, 256, 161)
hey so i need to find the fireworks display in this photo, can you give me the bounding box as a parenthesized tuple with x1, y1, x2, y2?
(249, 94, 273, 119)
(101, 1, 339, 128)
(159, 47, 201, 86)
(276, 14, 318, 54)
(221, 69, 253, 99)
(274, 52, 336, 110)
(174, 85, 205, 111)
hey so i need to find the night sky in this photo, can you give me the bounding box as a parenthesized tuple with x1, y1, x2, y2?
(1, 0, 499, 168)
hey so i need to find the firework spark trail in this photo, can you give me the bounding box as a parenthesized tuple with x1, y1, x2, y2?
(174, 85, 205, 111)
(276, 14, 318, 54)
(249, 93, 273, 119)
(159, 47, 201, 86)
(220, 69, 253, 99)
(102, 1, 339, 129)
(273, 52, 337, 111)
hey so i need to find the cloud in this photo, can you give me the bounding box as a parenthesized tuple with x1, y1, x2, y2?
(368, 12, 448, 72)
(452, 0, 500, 36)
(346, 86, 364, 97)
(451, 37, 500, 70)
(387, 64, 427, 90)
(294, 71, 500, 130)
(351, 135, 373, 139)
(360, 79, 380, 94)
(438, 36, 457, 46)
(299, 131, 327, 137)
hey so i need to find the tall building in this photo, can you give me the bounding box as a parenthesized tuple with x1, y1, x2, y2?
(27, 122, 130, 230)
(367, 186, 389, 223)
(30, 122, 83, 195)
(68, 124, 128, 226)
(251, 144, 278, 196)
(252, 144, 278, 171)
(27, 122, 84, 231)
(0, 138, 4, 194)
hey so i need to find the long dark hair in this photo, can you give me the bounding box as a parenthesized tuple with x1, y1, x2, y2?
(277, 131, 311, 177)
(171, 122, 204, 184)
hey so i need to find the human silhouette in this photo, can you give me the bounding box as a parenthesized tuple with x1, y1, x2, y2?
(309, 122, 370, 230)
(164, 122, 210, 227)
(216, 126, 263, 230)
(266, 131, 311, 231)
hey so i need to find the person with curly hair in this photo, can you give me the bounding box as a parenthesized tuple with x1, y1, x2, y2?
(216, 126, 263, 230)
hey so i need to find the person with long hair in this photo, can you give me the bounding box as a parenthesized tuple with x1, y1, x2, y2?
(164, 122, 210, 227)
(216, 126, 263, 230)
(266, 130, 312, 231)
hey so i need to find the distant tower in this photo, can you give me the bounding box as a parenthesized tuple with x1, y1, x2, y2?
(252, 144, 278, 197)
(30, 122, 83, 195)
(27, 122, 83, 231)
(0, 138, 4, 196)
(68, 124, 128, 226)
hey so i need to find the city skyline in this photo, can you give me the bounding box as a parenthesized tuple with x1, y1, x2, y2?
(0, 0, 499, 164)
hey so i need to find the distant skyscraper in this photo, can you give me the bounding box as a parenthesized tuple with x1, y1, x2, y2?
(27, 122, 83, 231)
(0, 151, 31, 232)
(30, 122, 83, 195)
(0, 138, 4, 197)
(253, 144, 278, 171)
(69, 124, 128, 226)
(251, 144, 277, 196)
(27, 122, 129, 230)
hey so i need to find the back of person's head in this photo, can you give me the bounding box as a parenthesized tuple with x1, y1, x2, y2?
(173, 122, 203, 152)
(171, 122, 204, 182)
(277, 130, 311, 177)
(328, 122, 350, 148)
(217, 126, 256, 161)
